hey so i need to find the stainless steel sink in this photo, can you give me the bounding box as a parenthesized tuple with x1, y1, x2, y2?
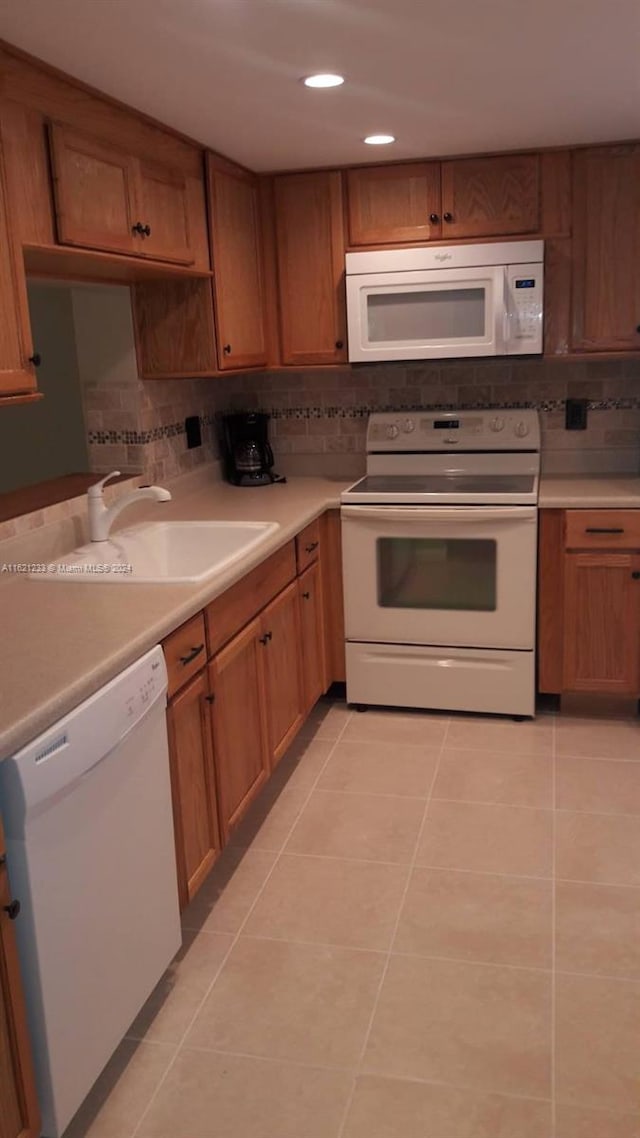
(31, 520, 280, 583)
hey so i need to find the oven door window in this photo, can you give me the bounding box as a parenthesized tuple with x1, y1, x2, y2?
(377, 537, 497, 611)
(367, 287, 485, 344)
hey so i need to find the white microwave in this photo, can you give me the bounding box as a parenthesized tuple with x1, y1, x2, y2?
(345, 240, 544, 362)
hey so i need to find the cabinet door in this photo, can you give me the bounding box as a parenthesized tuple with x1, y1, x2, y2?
(260, 581, 305, 765)
(207, 156, 267, 369)
(347, 162, 441, 245)
(48, 123, 139, 255)
(572, 146, 640, 352)
(167, 670, 221, 910)
(0, 140, 37, 399)
(0, 825, 40, 1138)
(209, 619, 270, 841)
(563, 552, 640, 693)
(298, 563, 326, 714)
(135, 159, 194, 265)
(440, 154, 540, 239)
(274, 171, 347, 365)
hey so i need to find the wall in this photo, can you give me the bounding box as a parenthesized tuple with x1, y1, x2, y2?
(71, 285, 234, 483)
(0, 283, 88, 493)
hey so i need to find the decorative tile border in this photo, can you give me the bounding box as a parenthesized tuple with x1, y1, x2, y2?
(85, 398, 640, 444)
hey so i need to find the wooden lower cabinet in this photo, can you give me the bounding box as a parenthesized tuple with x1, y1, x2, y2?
(538, 508, 640, 696)
(563, 552, 640, 694)
(321, 510, 346, 684)
(166, 669, 221, 910)
(298, 562, 326, 713)
(208, 618, 270, 842)
(260, 581, 305, 764)
(0, 822, 40, 1138)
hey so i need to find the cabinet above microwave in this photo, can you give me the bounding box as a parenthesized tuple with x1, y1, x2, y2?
(345, 240, 544, 363)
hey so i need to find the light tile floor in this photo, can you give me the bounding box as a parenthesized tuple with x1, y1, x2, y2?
(65, 697, 640, 1138)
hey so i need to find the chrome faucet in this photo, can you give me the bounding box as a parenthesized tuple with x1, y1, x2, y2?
(87, 471, 172, 542)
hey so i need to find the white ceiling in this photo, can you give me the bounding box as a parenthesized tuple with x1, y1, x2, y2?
(1, 0, 639, 171)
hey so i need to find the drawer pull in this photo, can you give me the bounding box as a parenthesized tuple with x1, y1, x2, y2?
(585, 527, 624, 534)
(179, 643, 205, 666)
(632, 572, 640, 580)
(302, 590, 311, 599)
(305, 541, 319, 554)
(259, 632, 272, 645)
(3, 899, 20, 920)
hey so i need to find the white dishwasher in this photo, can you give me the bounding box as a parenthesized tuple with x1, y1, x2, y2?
(0, 645, 181, 1138)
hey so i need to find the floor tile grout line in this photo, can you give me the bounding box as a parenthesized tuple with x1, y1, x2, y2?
(355, 722, 452, 1061)
(551, 713, 557, 1138)
(167, 1040, 557, 1106)
(130, 708, 356, 1138)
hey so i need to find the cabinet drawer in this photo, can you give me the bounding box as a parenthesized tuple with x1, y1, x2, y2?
(206, 541, 296, 655)
(565, 510, 640, 550)
(163, 612, 207, 697)
(296, 519, 321, 572)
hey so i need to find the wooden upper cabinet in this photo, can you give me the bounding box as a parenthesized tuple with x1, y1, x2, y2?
(135, 159, 192, 264)
(572, 145, 640, 352)
(440, 154, 540, 239)
(0, 821, 41, 1138)
(347, 162, 441, 245)
(274, 171, 347, 366)
(48, 122, 195, 265)
(48, 123, 139, 255)
(0, 139, 37, 399)
(207, 155, 267, 369)
(563, 551, 640, 694)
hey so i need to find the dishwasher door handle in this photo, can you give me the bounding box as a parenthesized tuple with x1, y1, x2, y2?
(341, 505, 537, 524)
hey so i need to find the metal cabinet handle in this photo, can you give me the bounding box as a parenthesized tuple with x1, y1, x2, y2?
(302, 590, 311, 600)
(28, 353, 42, 367)
(335, 340, 344, 350)
(443, 211, 453, 222)
(429, 212, 439, 223)
(179, 643, 205, 666)
(3, 899, 21, 920)
(132, 221, 145, 235)
(632, 572, 640, 580)
(585, 527, 624, 534)
(259, 632, 272, 645)
(204, 693, 215, 704)
(223, 344, 232, 354)
(305, 541, 319, 554)
(142, 223, 151, 236)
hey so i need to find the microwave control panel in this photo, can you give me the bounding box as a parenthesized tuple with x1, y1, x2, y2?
(506, 263, 543, 353)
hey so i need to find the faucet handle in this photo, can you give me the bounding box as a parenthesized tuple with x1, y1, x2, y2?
(87, 471, 121, 498)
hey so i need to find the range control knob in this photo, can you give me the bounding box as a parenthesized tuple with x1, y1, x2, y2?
(402, 418, 415, 434)
(514, 420, 530, 438)
(489, 416, 505, 432)
(386, 424, 399, 440)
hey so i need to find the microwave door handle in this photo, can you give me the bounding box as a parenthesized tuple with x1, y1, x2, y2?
(341, 505, 536, 523)
(502, 267, 511, 353)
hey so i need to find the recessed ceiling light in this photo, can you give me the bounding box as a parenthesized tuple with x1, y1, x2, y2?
(303, 73, 345, 88)
(364, 134, 396, 145)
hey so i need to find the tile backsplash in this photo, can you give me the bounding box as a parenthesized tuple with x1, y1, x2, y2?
(57, 283, 639, 485)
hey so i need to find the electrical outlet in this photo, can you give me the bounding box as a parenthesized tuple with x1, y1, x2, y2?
(565, 398, 588, 430)
(185, 415, 202, 449)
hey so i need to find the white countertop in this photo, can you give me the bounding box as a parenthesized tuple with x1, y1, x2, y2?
(0, 476, 348, 763)
(539, 474, 640, 508)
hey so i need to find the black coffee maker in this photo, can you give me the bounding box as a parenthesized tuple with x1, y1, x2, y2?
(222, 412, 285, 486)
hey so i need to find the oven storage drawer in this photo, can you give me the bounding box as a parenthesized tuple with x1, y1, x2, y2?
(345, 641, 535, 717)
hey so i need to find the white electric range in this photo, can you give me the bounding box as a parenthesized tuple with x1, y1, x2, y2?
(340, 409, 541, 717)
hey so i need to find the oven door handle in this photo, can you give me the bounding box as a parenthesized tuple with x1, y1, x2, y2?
(341, 505, 537, 523)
